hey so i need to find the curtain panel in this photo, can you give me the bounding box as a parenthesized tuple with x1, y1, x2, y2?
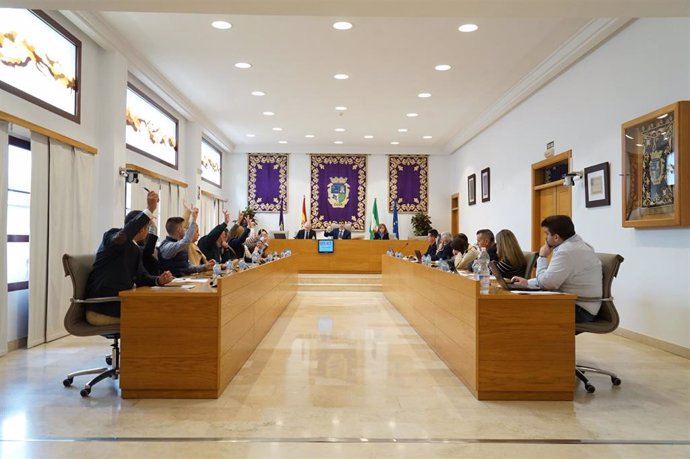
(247, 154, 288, 212)
(309, 154, 367, 230)
(388, 155, 429, 213)
(0, 122, 8, 356)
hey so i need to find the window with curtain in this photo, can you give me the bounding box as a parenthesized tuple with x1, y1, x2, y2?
(7, 136, 30, 292)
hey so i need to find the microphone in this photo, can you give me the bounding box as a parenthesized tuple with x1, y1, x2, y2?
(400, 242, 410, 257)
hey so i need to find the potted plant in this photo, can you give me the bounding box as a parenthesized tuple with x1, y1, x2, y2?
(411, 212, 433, 237)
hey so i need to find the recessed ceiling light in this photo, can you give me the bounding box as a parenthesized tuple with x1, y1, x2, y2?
(417, 92, 432, 98)
(305, 134, 315, 138)
(335, 128, 346, 132)
(364, 135, 374, 139)
(251, 91, 265, 96)
(234, 62, 252, 69)
(657, 113, 669, 119)
(335, 106, 348, 111)
(435, 64, 451, 71)
(458, 23, 479, 32)
(390, 141, 400, 145)
(246, 133, 256, 138)
(262, 111, 275, 116)
(333, 21, 353, 30)
(334, 73, 349, 80)
(397, 128, 408, 133)
(423, 135, 433, 139)
(272, 127, 283, 131)
(211, 20, 232, 30)
(334, 140, 344, 144)
(406, 113, 419, 118)
(279, 140, 288, 144)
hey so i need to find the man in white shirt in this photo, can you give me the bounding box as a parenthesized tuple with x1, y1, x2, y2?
(512, 215, 602, 323)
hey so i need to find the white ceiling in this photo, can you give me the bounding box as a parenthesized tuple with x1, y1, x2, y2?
(7, 1, 689, 154)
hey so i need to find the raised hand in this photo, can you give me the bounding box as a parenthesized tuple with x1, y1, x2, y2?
(146, 190, 159, 213)
(191, 207, 200, 220)
(224, 210, 231, 224)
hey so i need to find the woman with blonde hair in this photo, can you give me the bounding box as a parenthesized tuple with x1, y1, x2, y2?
(495, 229, 527, 279)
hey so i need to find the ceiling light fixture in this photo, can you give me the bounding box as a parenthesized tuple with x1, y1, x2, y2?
(234, 62, 252, 69)
(364, 135, 374, 139)
(251, 91, 265, 96)
(423, 135, 433, 139)
(458, 23, 479, 32)
(434, 64, 451, 71)
(334, 73, 349, 80)
(272, 127, 283, 131)
(406, 113, 419, 118)
(333, 21, 353, 30)
(335, 106, 348, 111)
(335, 128, 346, 132)
(417, 92, 431, 98)
(305, 134, 315, 138)
(390, 141, 400, 145)
(334, 140, 344, 144)
(279, 140, 288, 144)
(246, 134, 256, 138)
(211, 20, 232, 30)
(262, 111, 275, 116)
(397, 128, 408, 132)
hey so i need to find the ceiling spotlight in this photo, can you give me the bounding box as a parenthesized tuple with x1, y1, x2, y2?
(335, 128, 346, 132)
(333, 21, 353, 30)
(334, 73, 349, 80)
(251, 91, 265, 96)
(364, 135, 374, 139)
(417, 92, 431, 98)
(458, 23, 479, 32)
(279, 140, 288, 144)
(262, 111, 275, 116)
(435, 64, 451, 71)
(272, 127, 283, 131)
(246, 133, 256, 137)
(397, 128, 408, 133)
(423, 135, 433, 139)
(334, 140, 344, 144)
(335, 106, 348, 111)
(390, 141, 400, 145)
(406, 113, 419, 118)
(234, 62, 251, 69)
(305, 134, 315, 138)
(211, 20, 232, 30)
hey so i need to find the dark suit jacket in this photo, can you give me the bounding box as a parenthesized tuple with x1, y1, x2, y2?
(373, 232, 389, 240)
(431, 243, 453, 261)
(140, 232, 159, 276)
(295, 229, 317, 239)
(197, 222, 228, 263)
(324, 228, 351, 239)
(86, 211, 157, 317)
(424, 243, 437, 257)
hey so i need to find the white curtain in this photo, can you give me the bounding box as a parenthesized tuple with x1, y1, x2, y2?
(129, 173, 158, 216)
(27, 134, 49, 348)
(45, 140, 94, 342)
(0, 122, 8, 356)
(199, 193, 214, 236)
(159, 180, 181, 239)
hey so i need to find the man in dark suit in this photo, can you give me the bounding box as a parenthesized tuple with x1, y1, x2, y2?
(324, 221, 351, 240)
(86, 191, 173, 324)
(431, 232, 454, 261)
(295, 222, 317, 239)
(424, 229, 439, 257)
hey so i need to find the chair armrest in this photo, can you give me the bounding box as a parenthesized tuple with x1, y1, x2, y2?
(73, 297, 121, 304)
(576, 296, 613, 302)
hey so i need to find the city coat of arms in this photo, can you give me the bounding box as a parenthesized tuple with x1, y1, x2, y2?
(327, 177, 350, 208)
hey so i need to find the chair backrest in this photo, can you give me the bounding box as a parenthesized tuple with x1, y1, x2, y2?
(577, 252, 624, 334)
(522, 251, 538, 278)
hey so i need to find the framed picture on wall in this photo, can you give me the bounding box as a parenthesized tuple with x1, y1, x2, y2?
(481, 167, 491, 202)
(584, 162, 610, 208)
(200, 138, 222, 187)
(468, 174, 476, 206)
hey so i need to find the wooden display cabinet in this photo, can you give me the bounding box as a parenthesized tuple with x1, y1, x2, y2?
(622, 101, 689, 228)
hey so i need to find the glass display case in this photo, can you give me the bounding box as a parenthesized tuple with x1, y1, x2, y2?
(622, 101, 689, 228)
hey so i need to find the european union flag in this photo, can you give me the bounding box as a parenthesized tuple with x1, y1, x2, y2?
(392, 201, 399, 240)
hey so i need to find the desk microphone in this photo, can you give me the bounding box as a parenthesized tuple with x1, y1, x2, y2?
(400, 242, 410, 255)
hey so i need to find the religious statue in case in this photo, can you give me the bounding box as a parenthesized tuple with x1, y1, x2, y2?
(622, 101, 689, 228)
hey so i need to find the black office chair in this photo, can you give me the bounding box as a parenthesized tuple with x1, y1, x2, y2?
(576, 253, 624, 393)
(61, 254, 121, 397)
(522, 251, 538, 278)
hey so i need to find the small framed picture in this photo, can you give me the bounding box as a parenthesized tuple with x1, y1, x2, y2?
(481, 167, 490, 202)
(584, 162, 610, 208)
(468, 173, 476, 206)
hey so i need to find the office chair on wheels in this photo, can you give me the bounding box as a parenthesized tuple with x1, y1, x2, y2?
(61, 254, 121, 397)
(522, 251, 538, 278)
(576, 253, 624, 394)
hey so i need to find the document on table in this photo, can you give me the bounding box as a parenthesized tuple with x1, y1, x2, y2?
(152, 284, 196, 290)
(510, 290, 561, 295)
(169, 278, 208, 284)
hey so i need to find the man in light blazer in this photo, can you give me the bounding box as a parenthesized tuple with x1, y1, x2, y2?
(295, 222, 317, 239)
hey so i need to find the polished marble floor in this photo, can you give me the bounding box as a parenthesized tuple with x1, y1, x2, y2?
(0, 291, 689, 458)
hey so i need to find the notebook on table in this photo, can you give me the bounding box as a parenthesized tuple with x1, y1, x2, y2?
(489, 261, 542, 291)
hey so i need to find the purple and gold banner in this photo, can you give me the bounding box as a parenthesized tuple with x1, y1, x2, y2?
(310, 154, 367, 230)
(388, 155, 428, 213)
(247, 154, 288, 212)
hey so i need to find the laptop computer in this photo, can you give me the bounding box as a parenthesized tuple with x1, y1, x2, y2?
(414, 250, 423, 263)
(489, 261, 542, 291)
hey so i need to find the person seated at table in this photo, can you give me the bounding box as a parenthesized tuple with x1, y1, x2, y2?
(295, 222, 317, 239)
(373, 223, 390, 240)
(245, 228, 269, 252)
(139, 216, 160, 276)
(225, 222, 251, 259)
(159, 208, 216, 276)
(180, 201, 210, 267)
(451, 236, 470, 271)
(424, 229, 439, 257)
(325, 221, 352, 239)
(85, 190, 173, 325)
(494, 229, 527, 279)
(197, 209, 233, 265)
(431, 232, 454, 261)
(244, 237, 269, 263)
(464, 229, 499, 271)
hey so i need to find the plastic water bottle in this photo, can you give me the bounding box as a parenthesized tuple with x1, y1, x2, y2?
(213, 263, 221, 277)
(386, 248, 393, 257)
(477, 247, 491, 294)
(251, 252, 259, 265)
(238, 259, 247, 271)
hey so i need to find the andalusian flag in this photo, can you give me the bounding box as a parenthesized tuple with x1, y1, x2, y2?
(369, 198, 379, 239)
(300, 195, 307, 225)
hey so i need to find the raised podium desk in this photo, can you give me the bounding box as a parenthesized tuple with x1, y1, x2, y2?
(382, 256, 576, 401)
(119, 257, 297, 399)
(268, 239, 429, 273)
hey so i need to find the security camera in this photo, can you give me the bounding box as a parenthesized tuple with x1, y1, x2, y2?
(563, 171, 583, 187)
(120, 169, 140, 184)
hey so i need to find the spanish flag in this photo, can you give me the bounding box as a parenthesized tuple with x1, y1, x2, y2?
(301, 195, 307, 225)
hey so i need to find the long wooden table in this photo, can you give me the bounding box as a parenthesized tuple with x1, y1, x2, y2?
(268, 239, 429, 273)
(119, 256, 297, 399)
(382, 256, 576, 401)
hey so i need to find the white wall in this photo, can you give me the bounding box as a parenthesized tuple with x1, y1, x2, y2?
(450, 18, 690, 348)
(7, 291, 28, 343)
(225, 153, 450, 239)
